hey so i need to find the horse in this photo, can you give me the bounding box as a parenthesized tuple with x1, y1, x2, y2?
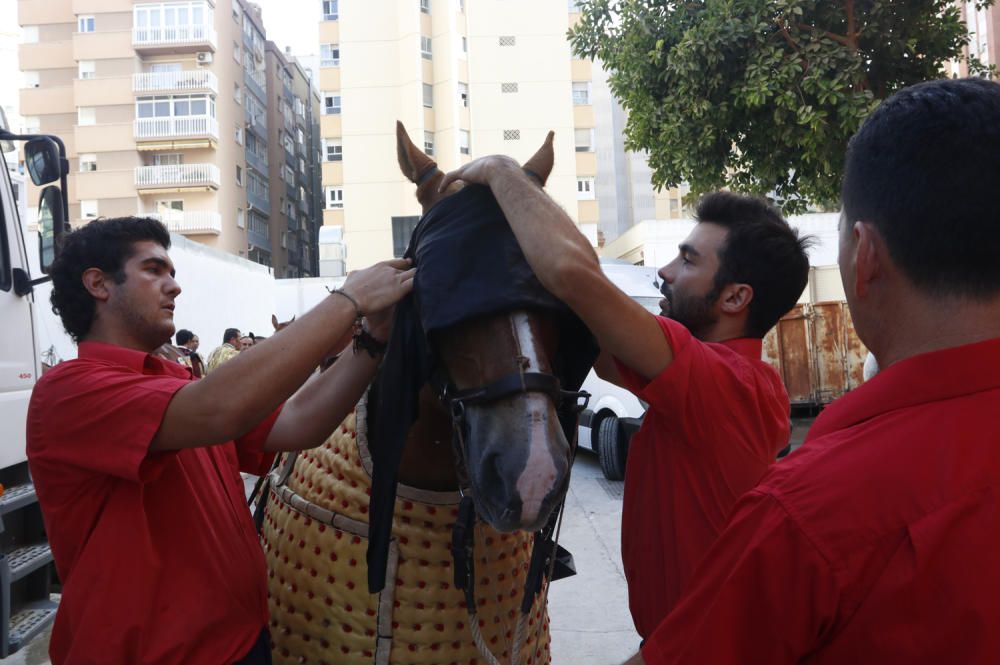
(260, 123, 591, 665)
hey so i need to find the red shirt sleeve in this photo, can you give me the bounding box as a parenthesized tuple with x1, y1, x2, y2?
(28, 361, 188, 483)
(614, 315, 786, 459)
(641, 490, 840, 664)
(233, 405, 282, 476)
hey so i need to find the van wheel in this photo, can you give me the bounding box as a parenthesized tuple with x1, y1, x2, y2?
(597, 415, 627, 481)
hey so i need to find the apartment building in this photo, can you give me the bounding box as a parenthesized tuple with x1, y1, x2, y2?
(264, 42, 322, 277)
(16, 0, 317, 277)
(316, 0, 689, 271)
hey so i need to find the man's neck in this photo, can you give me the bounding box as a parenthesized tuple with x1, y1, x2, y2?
(83, 327, 159, 354)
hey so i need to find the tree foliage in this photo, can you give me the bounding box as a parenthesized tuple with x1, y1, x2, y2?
(570, 0, 994, 212)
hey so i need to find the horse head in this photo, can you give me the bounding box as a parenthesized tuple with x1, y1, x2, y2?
(393, 122, 577, 533)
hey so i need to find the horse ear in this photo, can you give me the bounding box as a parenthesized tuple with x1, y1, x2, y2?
(396, 121, 436, 183)
(271, 314, 279, 330)
(522, 131, 555, 186)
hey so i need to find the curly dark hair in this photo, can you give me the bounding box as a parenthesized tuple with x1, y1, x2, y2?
(49, 216, 171, 342)
(696, 192, 812, 338)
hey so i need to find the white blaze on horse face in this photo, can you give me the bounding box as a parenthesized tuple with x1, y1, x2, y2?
(510, 312, 560, 525)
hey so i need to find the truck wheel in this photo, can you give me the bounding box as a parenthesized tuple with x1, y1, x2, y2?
(597, 415, 627, 481)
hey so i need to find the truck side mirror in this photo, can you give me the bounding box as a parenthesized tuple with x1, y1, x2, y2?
(24, 137, 62, 186)
(38, 185, 66, 273)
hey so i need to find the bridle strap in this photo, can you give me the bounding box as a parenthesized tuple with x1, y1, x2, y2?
(415, 164, 440, 187)
(443, 371, 590, 415)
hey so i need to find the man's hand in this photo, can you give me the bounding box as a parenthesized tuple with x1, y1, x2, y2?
(341, 258, 415, 315)
(438, 155, 521, 192)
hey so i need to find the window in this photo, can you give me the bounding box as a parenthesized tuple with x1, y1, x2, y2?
(79, 154, 97, 172)
(420, 0, 431, 13)
(234, 83, 243, 104)
(235, 125, 244, 144)
(574, 128, 594, 152)
(236, 165, 244, 186)
(461, 36, 468, 55)
(155, 199, 184, 217)
(22, 71, 39, 88)
(77, 15, 95, 32)
(282, 133, 294, 154)
(138, 94, 215, 119)
(420, 36, 432, 59)
(460, 130, 470, 155)
(458, 82, 469, 107)
(572, 81, 591, 105)
(232, 5, 240, 22)
(456, 0, 465, 10)
(424, 131, 434, 156)
(22, 26, 39, 43)
(153, 153, 183, 165)
(324, 138, 343, 161)
(576, 177, 595, 200)
(323, 0, 339, 20)
(80, 200, 98, 219)
(391, 216, 420, 258)
(78, 61, 96, 80)
(325, 187, 344, 209)
(321, 43, 340, 67)
(149, 62, 181, 73)
(503, 129, 520, 141)
(237, 208, 245, 228)
(77, 107, 96, 126)
(323, 92, 341, 115)
(299, 157, 306, 174)
(422, 83, 433, 108)
(233, 41, 241, 63)
(498, 36, 516, 46)
(283, 165, 295, 187)
(501, 82, 518, 93)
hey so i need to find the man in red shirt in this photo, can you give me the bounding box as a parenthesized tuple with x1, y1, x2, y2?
(438, 172, 810, 635)
(628, 78, 1000, 664)
(28, 217, 414, 665)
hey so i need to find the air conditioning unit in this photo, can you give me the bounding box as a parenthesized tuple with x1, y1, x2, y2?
(196, 51, 213, 65)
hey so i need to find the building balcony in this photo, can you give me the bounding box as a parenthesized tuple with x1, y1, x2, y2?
(248, 185, 270, 213)
(132, 25, 217, 53)
(133, 70, 219, 95)
(134, 116, 219, 143)
(135, 163, 220, 191)
(297, 197, 308, 213)
(245, 147, 268, 175)
(245, 68, 266, 102)
(148, 211, 222, 235)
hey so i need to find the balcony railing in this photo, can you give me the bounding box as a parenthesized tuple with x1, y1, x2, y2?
(247, 68, 267, 96)
(148, 211, 222, 235)
(134, 116, 219, 141)
(135, 163, 220, 189)
(133, 25, 218, 50)
(133, 70, 219, 95)
(297, 197, 308, 213)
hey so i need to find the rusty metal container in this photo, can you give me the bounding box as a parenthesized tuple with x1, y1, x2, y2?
(762, 301, 867, 407)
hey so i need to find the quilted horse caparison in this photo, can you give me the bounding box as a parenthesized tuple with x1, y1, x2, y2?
(261, 399, 552, 665)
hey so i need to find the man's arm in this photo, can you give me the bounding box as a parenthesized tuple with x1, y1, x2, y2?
(150, 259, 414, 451)
(439, 159, 671, 381)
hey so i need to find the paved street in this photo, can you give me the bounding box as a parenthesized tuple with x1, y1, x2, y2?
(549, 453, 640, 664)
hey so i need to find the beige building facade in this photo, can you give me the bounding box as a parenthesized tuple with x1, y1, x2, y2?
(17, 0, 319, 277)
(317, 0, 690, 271)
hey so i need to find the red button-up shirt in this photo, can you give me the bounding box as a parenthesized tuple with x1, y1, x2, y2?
(27, 342, 278, 665)
(643, 337, 1000, 664)
(615, 316, 790, 638)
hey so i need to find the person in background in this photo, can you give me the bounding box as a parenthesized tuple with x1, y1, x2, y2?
(205, 327, 242, 374)
(617, 77, 1000, 664)
(176, 328, 204, 378)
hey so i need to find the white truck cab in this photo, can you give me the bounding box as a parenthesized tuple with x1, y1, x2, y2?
(0, 111, 71, 656)
(577, 261, 662, 480)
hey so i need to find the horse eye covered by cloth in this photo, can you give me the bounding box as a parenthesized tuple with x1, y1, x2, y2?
(366, 184, 598, 593)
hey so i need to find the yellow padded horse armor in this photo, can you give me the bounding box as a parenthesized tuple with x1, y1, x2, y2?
(261, 401, 551, 665)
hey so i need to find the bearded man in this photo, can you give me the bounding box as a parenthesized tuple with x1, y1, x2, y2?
(440, 159, 811, 643)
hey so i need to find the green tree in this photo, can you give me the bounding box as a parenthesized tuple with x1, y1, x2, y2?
(570, 0, 994, 212)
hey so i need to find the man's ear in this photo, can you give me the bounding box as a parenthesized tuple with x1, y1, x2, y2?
(853, 222, 882, 299)
(719, 283, 753, 316)
(81, 267, 111, 302)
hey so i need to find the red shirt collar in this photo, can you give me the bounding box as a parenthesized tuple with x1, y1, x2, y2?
(717, 337, 763, 360)
(809, 336, 1000, 441)
(78, 341, 190, 378)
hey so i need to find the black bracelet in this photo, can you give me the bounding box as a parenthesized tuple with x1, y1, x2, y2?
(353, 327, 388, 358)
